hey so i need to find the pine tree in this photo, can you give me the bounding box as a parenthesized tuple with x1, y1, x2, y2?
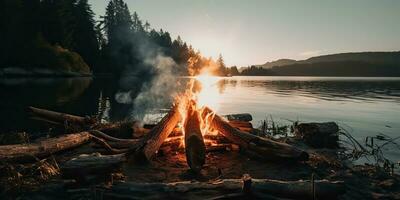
(103, 0, 133, 44)
(72, 0, 100, 69)
(132, 11, 144, 33)
(217, 53, 227, 75)
(143, 21, 151, 33)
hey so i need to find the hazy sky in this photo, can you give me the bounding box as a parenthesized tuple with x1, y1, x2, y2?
(89, 0, 400, 66)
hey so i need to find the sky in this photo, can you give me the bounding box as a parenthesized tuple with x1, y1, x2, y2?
(89, 0, 400, 66)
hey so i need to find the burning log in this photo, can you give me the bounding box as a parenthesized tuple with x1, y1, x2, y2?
(132, 103, 185, 161)
(206, 144, 236, 152)
(183, 107, 206, 172)
(0, 132, 91, 162)
(100, 174, 345, 199)
(202, 107, 309, 161)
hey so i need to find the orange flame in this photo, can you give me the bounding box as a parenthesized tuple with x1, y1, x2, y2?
(175, 69, 222, 147)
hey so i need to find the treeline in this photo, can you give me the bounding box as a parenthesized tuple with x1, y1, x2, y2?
(239, 52, 400, 77)
(240, 62, 400, 77)
(0, 0, 227, 76)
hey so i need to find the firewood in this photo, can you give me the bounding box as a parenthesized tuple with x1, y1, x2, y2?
(183, 107, 206, 172)
(132, 102, 186, 161)
(61, 153, 126, 176)
(0, 132, 91, 162)
(206, 144, 234, 152)
(99, 174, 345, 200)
(89, 130, 138, 143)
(229, 120, 253, 129)
(92, 121, 143, 139)
(28, 106, 94, 126)
(89, 135, 131, 154)
(202, 107, 309, 161)
(28, 106, 141, 138)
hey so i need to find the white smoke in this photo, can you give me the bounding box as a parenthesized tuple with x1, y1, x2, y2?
(132, 54, 179, 118)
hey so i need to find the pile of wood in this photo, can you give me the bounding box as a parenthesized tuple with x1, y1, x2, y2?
(0, 105, 347, 199)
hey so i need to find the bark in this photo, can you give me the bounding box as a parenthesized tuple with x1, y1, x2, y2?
(183, 108, 206, 172)
(228, 120, 253, 133)
(28, 106, 94, 126)
(61, 153, 126, 178)
(92, 121, 143, 139)
(132, 103, 185, 161)
(202, 107, 309, 161)
(100, 175, 345, 200)
(89, 135, 131, 154)
(28, 107, 140, 139)
(0, 132, 91, 162)
(206, 144, 236, 152)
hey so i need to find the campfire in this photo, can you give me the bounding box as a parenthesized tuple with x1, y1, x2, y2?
(131, 70, 309, 172)
(0, 71, 350, 200)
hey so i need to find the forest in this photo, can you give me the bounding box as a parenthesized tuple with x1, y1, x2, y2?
(0, 0, 233, 77)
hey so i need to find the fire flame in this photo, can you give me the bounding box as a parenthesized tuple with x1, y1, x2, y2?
(175, 70, 222, 148)
(194, 72, 221, 112)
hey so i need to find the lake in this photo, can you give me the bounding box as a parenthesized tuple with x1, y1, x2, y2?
(1, 76, 399, 162)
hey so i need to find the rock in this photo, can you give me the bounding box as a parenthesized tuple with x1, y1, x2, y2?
(294, 122, 339, 148)
(224, 113, 253, 122)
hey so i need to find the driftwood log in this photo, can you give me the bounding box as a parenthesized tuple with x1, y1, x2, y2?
(202, 107, 309, 161)
(61, 153, 126, 179)
(183, 107, 206, 172)
(99, 174, 345, 200)
(28, 106, 95, 127)
(29, 106, 141, 138)
(0, 132, 91, 162)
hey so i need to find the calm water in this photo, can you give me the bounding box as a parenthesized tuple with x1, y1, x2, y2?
(0, 76, 399, 161)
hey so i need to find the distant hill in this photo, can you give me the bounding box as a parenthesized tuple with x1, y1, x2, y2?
(243, 51, 400, 77)
(257, 59, 297, 68)
(304, 51, 400, 65)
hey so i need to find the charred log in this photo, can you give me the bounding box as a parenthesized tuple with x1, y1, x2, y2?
(202, 107, 309, 161)
(183, 107, 206, 172)
(132, 103, 185, 161)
